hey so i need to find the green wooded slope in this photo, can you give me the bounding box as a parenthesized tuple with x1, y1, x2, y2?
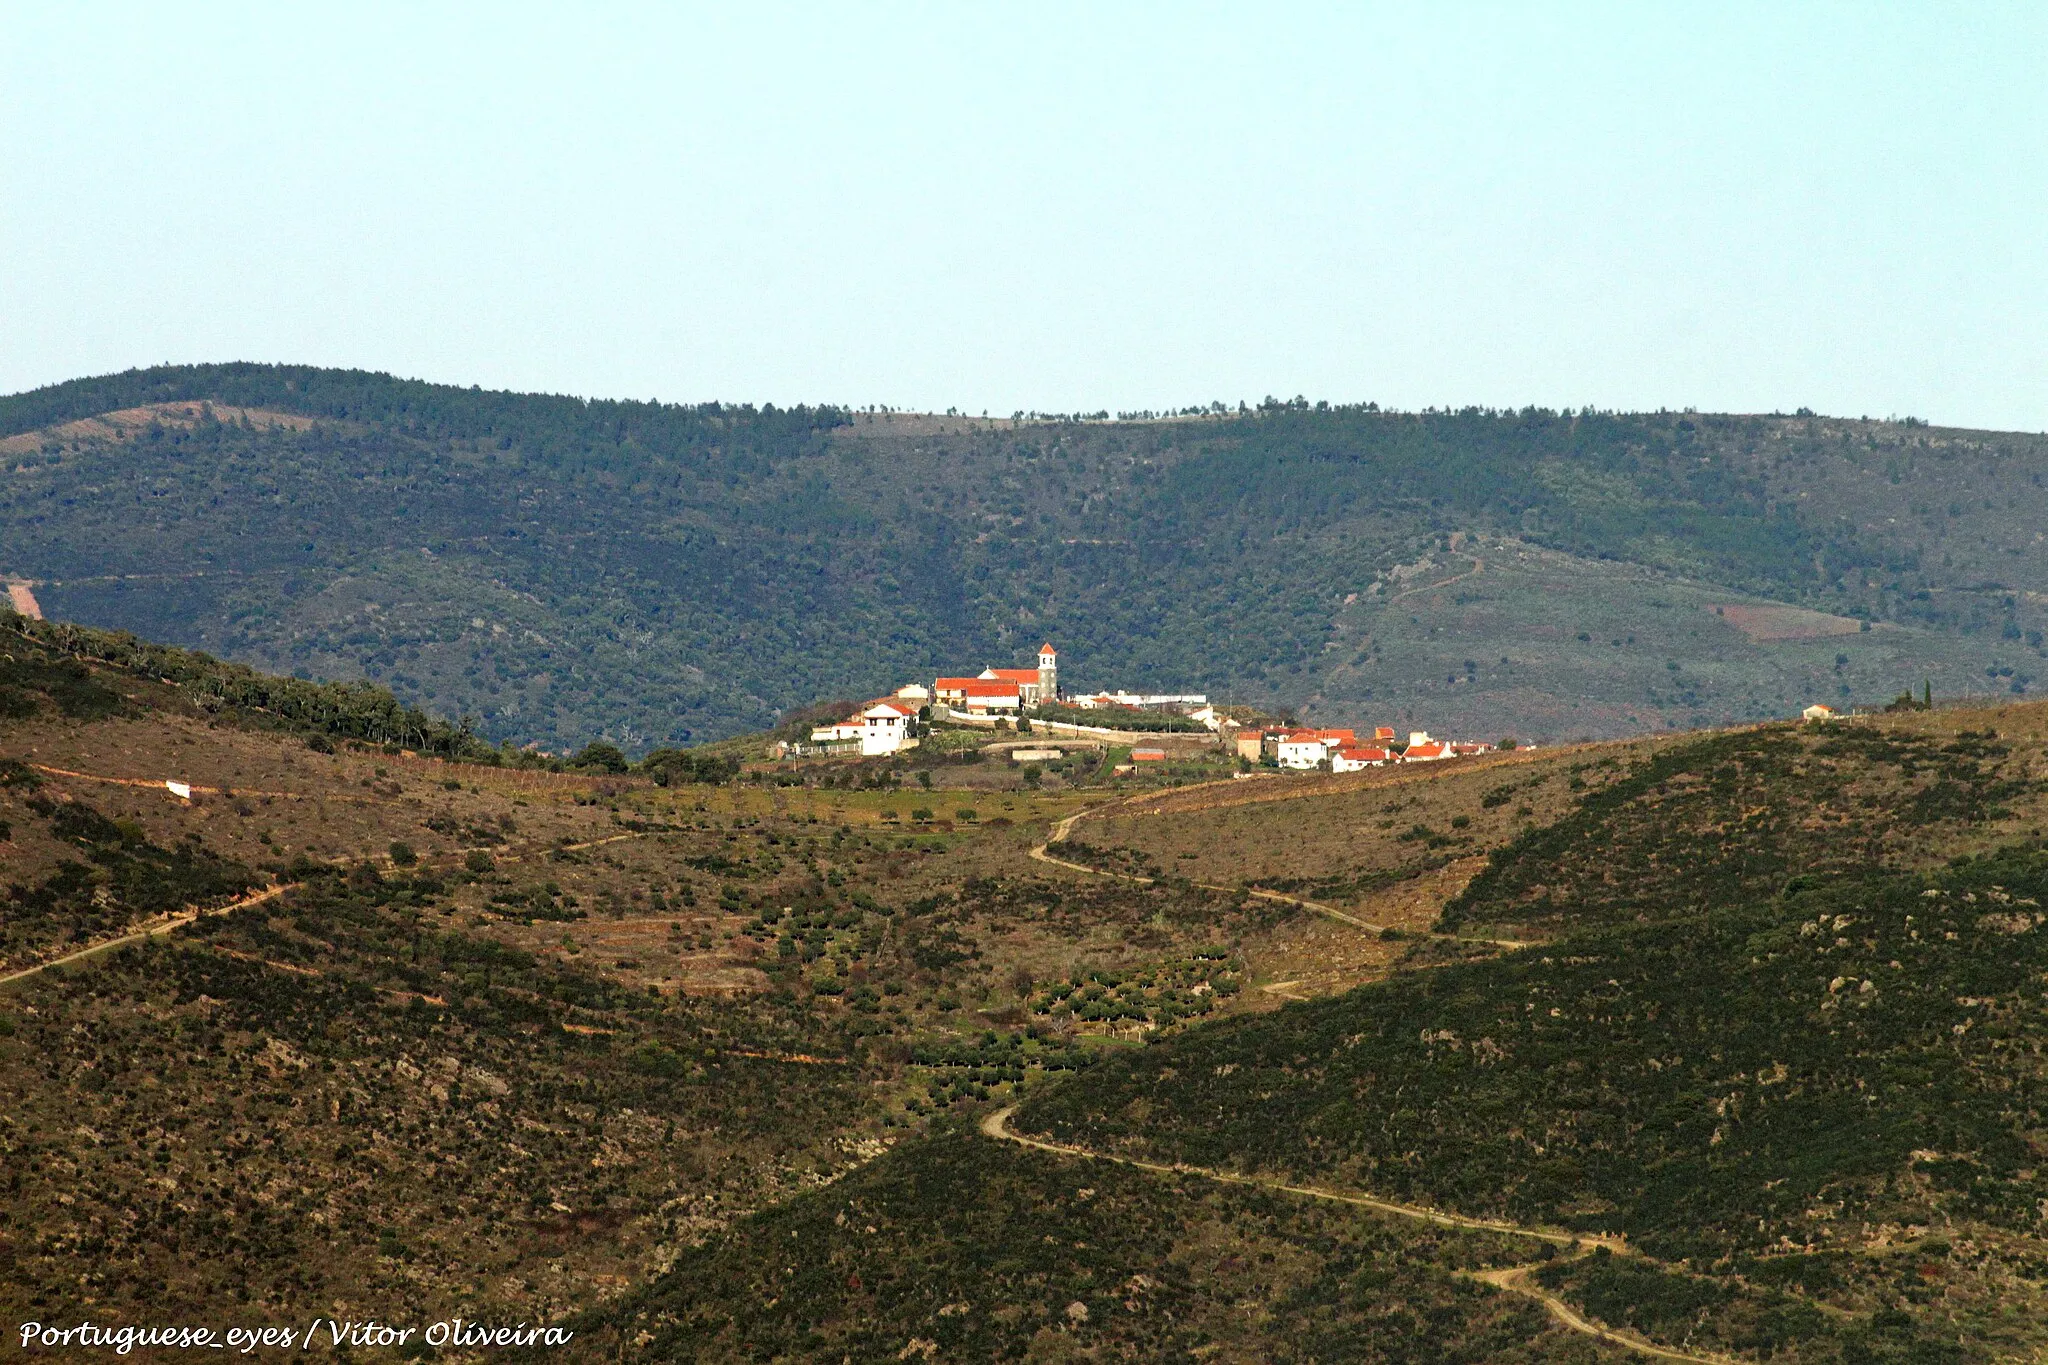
(7, 365, 2047, 750)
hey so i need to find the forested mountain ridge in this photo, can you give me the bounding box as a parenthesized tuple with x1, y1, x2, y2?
(5, 364, 2047, 751)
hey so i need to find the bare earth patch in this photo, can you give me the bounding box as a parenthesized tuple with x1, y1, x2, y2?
(0, 402, 320, 457)
(1708, 601, 1869, 641)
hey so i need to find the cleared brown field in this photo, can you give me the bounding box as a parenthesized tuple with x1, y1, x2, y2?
(1707, 600, 1871, 641)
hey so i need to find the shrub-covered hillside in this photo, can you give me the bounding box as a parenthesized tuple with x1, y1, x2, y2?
(2, 617, 1388, 1339)
(1440, 720, 2043, 939)
(0, 866, 879, 1327)
(1006, 713, 2048, 1361)
(1023, 849, 2048, 1261)
(563, 1121, 1604, 1365)
(6, 365, 2048, 749)
(17, 615, 2048, 1359)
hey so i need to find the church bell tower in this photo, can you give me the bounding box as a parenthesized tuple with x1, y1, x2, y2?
(1037, 643, 1058, 704)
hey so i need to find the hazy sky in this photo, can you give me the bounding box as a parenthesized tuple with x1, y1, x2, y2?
(4, 5, 2044, 428)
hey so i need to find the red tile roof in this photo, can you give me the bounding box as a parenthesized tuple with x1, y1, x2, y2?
(950, 680, 1022, 697)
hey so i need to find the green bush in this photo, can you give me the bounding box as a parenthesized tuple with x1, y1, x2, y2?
(568, 741, 628, 774)
(639, 748, 741, 786)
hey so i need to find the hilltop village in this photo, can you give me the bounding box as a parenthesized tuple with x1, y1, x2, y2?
(788, 643, 1501, 771)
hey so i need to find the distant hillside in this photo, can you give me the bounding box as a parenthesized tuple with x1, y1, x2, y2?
(5, 364, 2047, 750)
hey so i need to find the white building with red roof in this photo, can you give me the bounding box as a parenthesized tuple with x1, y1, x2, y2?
(857, 700, 916, 755)
(935, 678, 1022, 714)
(980, 667, 1043, 698)
(935, 644, 1056, 715)
(811, 699, 918, 755)
(974, 645, 1058, 704)
(1276, 731, 1333, 769)
(809, 718, 863, 746)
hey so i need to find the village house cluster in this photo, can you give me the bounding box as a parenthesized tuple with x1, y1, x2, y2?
(1232, 726, 1495, 771)
(793, 641, 1494, 771)
(794, 644, 1230, 758)
(797, 644, 1062, 758)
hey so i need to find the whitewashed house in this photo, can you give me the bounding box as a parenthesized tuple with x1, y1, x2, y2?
(858, 700, 916, 755)
(1330, 746, 1392, 772)
(809, 699, 918, 756)
(809, 719, 863, 746)
(1276, 732, 1331, 769)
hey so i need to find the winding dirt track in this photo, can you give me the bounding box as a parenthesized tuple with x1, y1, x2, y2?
(980, 1105, 1731, 1364)
(1467, 1265, 1736, 1364)
(29, 763, 405, 807)
(0, 825, 662, 988)
(0, 749, 667, 991)
(981, 1104, 1606, 1246)
(1028, 807, 1528, 948)
(1012, 797, 1737, 1361)
(0, 882, 296, 989)
(1387, 554, 1484, 603)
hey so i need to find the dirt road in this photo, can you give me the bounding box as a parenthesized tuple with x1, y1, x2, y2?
(29, 763, 405, 807)
(1470, 1265, 1737, 1364)
(1029, 805, 1527, 948)
(0, 881, 296, 989)
(979, 1105, 1607, 1247)
(1387, 554, 1484, 603)
(979, 1105, 1729, 1363)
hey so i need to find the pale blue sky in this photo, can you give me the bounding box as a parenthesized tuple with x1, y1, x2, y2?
(4, 4, 2044, 428)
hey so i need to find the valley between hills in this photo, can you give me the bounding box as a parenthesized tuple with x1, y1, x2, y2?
(7, 611, 2048, 1362)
